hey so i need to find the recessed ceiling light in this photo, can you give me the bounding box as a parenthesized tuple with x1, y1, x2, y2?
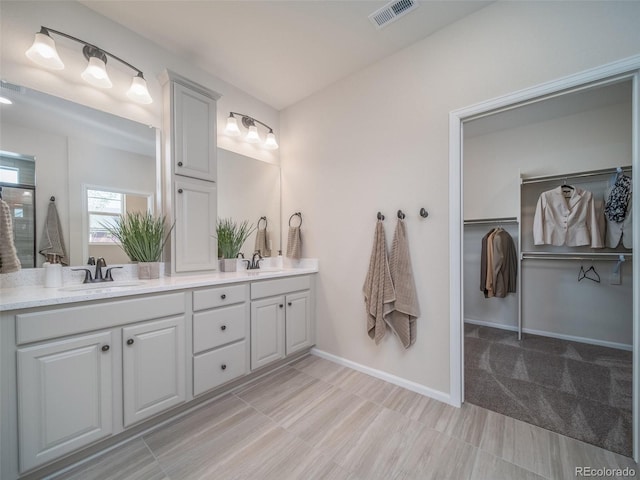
(0, 96, 13, 105)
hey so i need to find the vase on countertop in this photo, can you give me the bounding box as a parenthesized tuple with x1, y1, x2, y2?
(220, 258, 237, 272)
(138, 261, 160, 279)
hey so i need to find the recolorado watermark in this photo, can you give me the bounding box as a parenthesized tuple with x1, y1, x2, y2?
(575, 466, 636, 477)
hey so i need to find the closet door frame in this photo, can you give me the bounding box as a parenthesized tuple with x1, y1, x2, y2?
(449, 55, 640, 461)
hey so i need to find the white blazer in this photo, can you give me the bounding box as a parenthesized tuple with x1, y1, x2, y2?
(605, 184, 632, 249)
(533, 186, 603, 248)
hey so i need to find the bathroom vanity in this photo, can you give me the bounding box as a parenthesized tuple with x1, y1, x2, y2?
(0, 268, 317, 479)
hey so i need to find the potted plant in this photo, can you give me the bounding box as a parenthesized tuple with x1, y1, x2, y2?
(216, 218, 255, 272)
(103, 211, 173, 279)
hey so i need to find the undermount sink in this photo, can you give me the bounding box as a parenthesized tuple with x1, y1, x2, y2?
(58, 281, 146, 292)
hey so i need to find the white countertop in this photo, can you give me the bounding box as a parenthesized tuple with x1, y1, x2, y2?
(0, 267, 318, 311)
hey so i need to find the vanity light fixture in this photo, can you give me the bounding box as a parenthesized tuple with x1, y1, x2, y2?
(25, 26, 153, 104)
(224, 112, 279, 150)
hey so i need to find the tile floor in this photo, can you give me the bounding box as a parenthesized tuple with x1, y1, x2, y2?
(52, 354, 638, 480)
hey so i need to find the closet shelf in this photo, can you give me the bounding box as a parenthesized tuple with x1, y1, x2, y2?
(521, 165, 631, 185)
(521, 251, 632, 261)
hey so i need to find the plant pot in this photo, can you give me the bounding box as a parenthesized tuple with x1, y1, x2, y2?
(220, 258, 237, 272)
(138, 261, 160, 279)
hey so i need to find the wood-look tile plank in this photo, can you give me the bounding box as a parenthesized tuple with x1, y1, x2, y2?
(471, 450, 547, 480)
(440, 402, 488, 447)
(548, 431, 638, 480)
(330, 368, 396, 404)
(53, 438, 167, 480)
(255, 378, 335, 423)
(290, 354, 349, 383)
(383, 386, 461, 433)
(396, 425, 478, 480)
(479, 410, 555, 478)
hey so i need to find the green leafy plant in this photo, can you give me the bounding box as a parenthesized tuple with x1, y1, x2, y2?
(102, 212, 173, 262)
(216, 218, 255, 259)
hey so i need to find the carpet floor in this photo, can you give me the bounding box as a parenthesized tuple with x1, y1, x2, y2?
(464, 324, 633, 457)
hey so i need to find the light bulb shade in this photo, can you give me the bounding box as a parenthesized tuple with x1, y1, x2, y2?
(81, 56, 112, 89)
(245, 125, 261, 144)
(127, 74, 153, 104)
(225, 116, 241, 136)
(264, 132, 279, 150)
(26, 32, 64, 70)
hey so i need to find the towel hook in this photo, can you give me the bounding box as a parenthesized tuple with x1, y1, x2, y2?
(257, 216, 267, 229)
(289, 212, 302, 227)
(419, 207, 429, 218)
(377, 211, 385, 221)
(50, 196, 56, 202)
(397, 210, 405, 220)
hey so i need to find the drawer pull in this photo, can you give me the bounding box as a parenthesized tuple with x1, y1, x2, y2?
(221, 294, 226, 299)
(279, 304, 284, 308)
(221, 364, 227, 370)
(221, 325, 227, 331)
(178, 188, 183, 194)
(288, 302, 292, 306)
(177, 161, 183, 167)
(101, 345, 110, 352)
(126, 338, 134, 346)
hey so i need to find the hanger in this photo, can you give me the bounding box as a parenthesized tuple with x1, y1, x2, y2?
(561, 178, 574, 190)
(578, 265, 600, 283)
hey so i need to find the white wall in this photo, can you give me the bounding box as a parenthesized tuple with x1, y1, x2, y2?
(0, 0, 279, 164)
(280, 1, 640, 396)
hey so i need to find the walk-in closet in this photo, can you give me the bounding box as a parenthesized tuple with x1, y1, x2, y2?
(462, 78, 634, 457)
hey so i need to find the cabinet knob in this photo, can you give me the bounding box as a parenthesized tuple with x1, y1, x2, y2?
(221, 294, 226, 299)
(177, 161, 183, 167)
(101, 345, 110, 352)
(221, 325, 227, 331)
(126, 338, 134, 346)
(221, 364, 227, 370)
(288, 302, 292, 306)
(178, 188, 183, 194)
(279, 304, 284, 308)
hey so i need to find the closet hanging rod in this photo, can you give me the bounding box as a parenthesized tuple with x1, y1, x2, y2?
(464, 216, 518, 225)
(522, 252, 632, 260)
(521, 166, 632, 185)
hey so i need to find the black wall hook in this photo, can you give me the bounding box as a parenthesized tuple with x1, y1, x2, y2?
(419, 207, 428, 218)
(289, 212, 302, 227)
(50, 196, 56, 202)
(377, 212, 385, 221)
(397, 210, 405, 219)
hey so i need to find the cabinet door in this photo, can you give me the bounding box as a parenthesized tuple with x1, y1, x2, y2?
(173, 82, 217, 182)
(17, 331, 114, 472)
(250, 296, 285, 370)
(174, 177, 217, 273)
(122, 316, 185, 427)
(285, 291, 313, 355)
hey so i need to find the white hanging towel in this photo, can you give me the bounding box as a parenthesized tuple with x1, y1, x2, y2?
(388, 218, 420, 348)
(39, 199, 68, 265)
(363, 220, 395, 344)
(0, 199, 21, 273)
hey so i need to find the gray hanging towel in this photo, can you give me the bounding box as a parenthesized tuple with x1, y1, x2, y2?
(255, 228, 271, 256)
(0, 199, 21, 273)
(39, 200, 68, 265)
(388, 218, 420, 348)
(363, 220, 395, 344)
(286, 226, 302, 259)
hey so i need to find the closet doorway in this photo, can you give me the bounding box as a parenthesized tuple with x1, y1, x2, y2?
(449, 57, 640, 461)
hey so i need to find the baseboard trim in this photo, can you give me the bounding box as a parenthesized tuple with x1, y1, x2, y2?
(464, 318, 632, 351)
(310, 348, 454, 406)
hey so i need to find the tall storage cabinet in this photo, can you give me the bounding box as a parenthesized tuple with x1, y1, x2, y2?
(160, 70, 222, 275)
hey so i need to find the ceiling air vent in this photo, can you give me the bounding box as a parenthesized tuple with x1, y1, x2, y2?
(369, 0, 419, 29)
(0, 81, 25, 94)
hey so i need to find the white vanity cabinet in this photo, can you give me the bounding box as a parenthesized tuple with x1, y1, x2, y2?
(192, 284, 250, 396)
(250, 276, 315, 370)
(12, 292, 187, 473)
(160, 70, 222, 275)
(17, 331, 115, 472)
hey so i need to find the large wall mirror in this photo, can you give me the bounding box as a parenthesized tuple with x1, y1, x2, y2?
(0, 82, 281, 268)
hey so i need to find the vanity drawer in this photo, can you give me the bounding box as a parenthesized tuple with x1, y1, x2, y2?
(251, 275, 311, 300)
(16, 292, 186, 345)
(193, 284, 248, 311)
(193, 340, 248, 396)
(193, 303, 248, 353)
